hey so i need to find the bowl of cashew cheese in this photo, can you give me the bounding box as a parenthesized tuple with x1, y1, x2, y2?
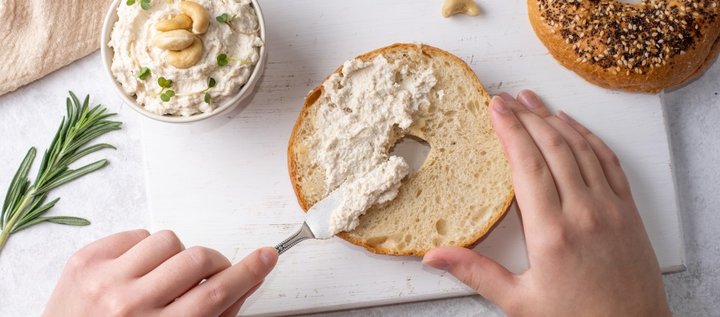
(101, 0, 266, 123)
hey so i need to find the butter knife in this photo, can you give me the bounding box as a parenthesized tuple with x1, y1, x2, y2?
(274, 186, 344, 255)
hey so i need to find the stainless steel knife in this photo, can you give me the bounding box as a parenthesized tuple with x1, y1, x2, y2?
(274, 185, 344, 255)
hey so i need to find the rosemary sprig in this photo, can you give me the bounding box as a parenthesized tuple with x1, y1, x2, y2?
(0, 92, 122, 255)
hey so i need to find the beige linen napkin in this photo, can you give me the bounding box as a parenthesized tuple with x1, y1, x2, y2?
(0, 0, 113, 96)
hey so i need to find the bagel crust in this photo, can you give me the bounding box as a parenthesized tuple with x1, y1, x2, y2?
(528, 0, 720, 92)
(288, 44, 515, 256)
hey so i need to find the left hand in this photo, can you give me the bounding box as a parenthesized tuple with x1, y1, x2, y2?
(43, 229, 277, 317)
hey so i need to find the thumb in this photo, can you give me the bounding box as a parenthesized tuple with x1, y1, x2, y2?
(423, 247, 516, 304)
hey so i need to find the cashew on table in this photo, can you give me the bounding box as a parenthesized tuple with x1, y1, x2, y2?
(441, 0, 480, 17)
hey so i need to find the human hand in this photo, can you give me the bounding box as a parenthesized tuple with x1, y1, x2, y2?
(43, 230, 278, 317)
(423, 91, 671, 316)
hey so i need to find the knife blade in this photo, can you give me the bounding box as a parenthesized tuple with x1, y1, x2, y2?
(274, 185, 345, 254)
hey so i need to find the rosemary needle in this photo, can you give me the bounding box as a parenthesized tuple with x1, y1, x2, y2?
(0, 92, 122, 255)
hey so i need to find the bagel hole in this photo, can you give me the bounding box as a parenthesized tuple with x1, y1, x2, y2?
(390, 136, 430, 175)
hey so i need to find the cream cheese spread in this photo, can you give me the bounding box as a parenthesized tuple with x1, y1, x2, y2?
(329, 157, 410, 233)
(311, 55, 437, 234)
(108, 0, 263, 116)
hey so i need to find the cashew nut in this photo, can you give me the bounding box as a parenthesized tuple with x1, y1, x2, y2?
(153, 29, 195, 50)
(441, 0, 480, 17)
(156, 14, 193, 31)
(167, 37, 203, 68)
(179, 1, 209, 35)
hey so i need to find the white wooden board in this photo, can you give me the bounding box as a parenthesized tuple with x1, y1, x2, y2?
(141, 0, 685, 315)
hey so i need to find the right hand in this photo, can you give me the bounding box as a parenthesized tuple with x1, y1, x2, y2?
(43, 229, 277, 317)
(423, 90, 671, 316)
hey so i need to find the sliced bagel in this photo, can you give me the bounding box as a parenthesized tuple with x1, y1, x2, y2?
(287, 43, 514, 256)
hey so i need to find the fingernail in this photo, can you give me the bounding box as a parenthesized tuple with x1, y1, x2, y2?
(557, 110, 572, 123)
(422, 256, 449, 271)
(517, 90, 540, 108)
(497, 92, 515, 102)
(491, 96, 510, 114)
(259, 247, 278, 266)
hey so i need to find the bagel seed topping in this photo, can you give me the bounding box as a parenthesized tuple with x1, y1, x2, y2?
(538, 0, 719, 74)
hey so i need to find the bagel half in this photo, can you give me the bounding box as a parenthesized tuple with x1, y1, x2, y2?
(288, 44, 514, 256)
(528, 0, 720, 93)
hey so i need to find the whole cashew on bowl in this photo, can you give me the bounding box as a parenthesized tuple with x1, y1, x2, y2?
(152, 1, 210, 69)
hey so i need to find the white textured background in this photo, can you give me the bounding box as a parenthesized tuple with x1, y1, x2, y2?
(0, 52, 718, 317)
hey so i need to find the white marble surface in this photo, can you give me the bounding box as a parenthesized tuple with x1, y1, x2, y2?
(0, 52, 718, 317)
(0, 55, 150, 317)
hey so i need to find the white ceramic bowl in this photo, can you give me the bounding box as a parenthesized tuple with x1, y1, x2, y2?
(100, 0, 267, 123)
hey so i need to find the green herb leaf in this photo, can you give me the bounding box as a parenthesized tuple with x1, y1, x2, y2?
(216, 13, 235, 23)
(157, 77, 173, 88)
(140, 0, 151, 10)
(204, 92, 211, 104)
(2, 148, 35, 224)
(217, 54, 229, 67)
(12, 197, 60, 232)
(0, 92, 121, 255)
(36, 160, 109, 195)
(208, 77, 216, 88)
(138, 67, 151, 80)
(126, 0, 136, 5)
(216, 13, 229, 23)
(46, 216, 91, 226)
(57, 144, 116, 168)
(157, 77, 175, 101)
(12, 216, 90, 234)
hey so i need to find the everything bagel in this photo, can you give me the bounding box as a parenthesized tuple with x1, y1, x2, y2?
(528, 0, 720, 92)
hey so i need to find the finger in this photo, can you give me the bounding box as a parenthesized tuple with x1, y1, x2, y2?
(499, 92, 586, 200)
(75, 229, 150, 260)
(557, 111, 633, 200)
(218, 282, 262, 317)
(517, 90, 611, 192)
(115, 230, 185, 277)
(141, 246, 231, 306)
(490, 95, 561, 222)
(516, 89, 552, 117)
(423, 247, 516, 307)
(167, 247, 278, 316)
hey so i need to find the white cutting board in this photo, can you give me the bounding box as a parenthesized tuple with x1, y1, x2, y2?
(141, 0, 685, 315)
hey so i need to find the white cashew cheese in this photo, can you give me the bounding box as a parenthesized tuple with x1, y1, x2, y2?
(311, 55, 437, 234)
(108, 0, 263, 116)
(330, 157, 410, 234)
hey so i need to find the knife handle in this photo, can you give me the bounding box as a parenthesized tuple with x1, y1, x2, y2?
(274, 222, 315, 255)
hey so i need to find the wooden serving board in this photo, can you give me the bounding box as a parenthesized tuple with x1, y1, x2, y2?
(141, 0, 684, 315)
